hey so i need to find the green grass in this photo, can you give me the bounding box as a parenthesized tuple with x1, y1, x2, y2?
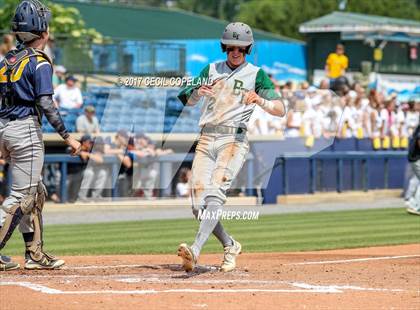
(1, 208, 419, 256)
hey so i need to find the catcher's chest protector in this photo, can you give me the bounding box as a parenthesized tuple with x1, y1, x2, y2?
(0, 47, 52, 107)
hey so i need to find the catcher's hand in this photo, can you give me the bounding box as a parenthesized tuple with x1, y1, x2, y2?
(65, 137, 82, 156)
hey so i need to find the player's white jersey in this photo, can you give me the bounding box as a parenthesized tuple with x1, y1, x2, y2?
(200, 61, 260, 128)
(178, 61, 280, 130)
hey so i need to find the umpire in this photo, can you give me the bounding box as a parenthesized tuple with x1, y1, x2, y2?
(0, 0, 80, 271)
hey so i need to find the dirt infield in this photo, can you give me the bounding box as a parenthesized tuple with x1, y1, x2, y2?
(1, 244, 419, 310)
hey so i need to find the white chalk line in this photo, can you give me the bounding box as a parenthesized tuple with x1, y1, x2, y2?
(0, 274, 316, 286)
(291, 282, 403, 292)
(54, 254, 420, 270)
(0, 281, 338, 294)
(286, 254, 420, 266)
(62, 264, 219, 271)
(0, 275, 289, 285)
(0, 281, 404, 295)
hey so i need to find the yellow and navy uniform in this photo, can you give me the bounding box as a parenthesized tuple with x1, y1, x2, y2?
(0, 50, 53, 119)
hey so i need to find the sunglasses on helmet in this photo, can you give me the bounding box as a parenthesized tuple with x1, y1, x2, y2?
(226, 47, 247, 54)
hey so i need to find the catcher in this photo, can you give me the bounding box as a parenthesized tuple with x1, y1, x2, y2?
(177, 22, 286, 272)
(0, 0, 80, 271)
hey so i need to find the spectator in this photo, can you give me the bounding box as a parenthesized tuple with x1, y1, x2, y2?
(118, 134, 135, 198)
(53, 75, 83, 109)
(2, 34, 16, 52)
(323, 110, 339, 139)
(76, 105, 100, 134)
(300, 81, 310, 90)
(103, 130, 136, 197)
(303, 99, 324, 139)
(53, 65, 66, 88)
(285, 100, 305, 138)
(105, 129, 130, 156)
(0, 45, 6, 62)
(67, 135, 92, 202)
(319, 79, 329, 90)
(44, 35, 55, 61)
(77, 135, 107, 201)
(370, 99, 384, 149)
(380, 97, 397, 139)
(176, 167, 191, 198)
(404, 101, 420, 137)
(132, 133, 159, 199)
(250, 106, 281, 135)
(43, 164, 60, 203)
(325, 43, 349, 84)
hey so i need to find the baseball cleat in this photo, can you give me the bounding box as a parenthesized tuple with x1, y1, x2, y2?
(0, 255, 20, 271)
(177, 243, 196, 272)
(220, 238, 242, 272)
(406, 207, 420, 216)
(24, 252, 65, 270)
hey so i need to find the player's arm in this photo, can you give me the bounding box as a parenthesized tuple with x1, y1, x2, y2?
(36, 95, 79, 154)
(178, 65, 211, 106)
(117, 153, 132, 168)
(342, 56, 349, 74)
(88, 152, 104, 164)
(245, 69, 286, 117)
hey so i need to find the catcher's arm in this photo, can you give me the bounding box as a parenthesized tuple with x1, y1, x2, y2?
(36, 95, 81, 155)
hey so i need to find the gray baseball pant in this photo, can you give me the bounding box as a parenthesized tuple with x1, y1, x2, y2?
(0, 116, 44, 234)
(409, 160, 420, 210)
(78, 166, 107, 200)
(190, 133, 249, 258)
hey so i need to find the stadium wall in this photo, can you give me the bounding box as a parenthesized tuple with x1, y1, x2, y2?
(169, 39, 307, 81)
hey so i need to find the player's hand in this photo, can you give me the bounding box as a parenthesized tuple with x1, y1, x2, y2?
(65, 137, 81, 156)
(80, 151, 90, 161)
(244, 91, 263, 105)
(197, 85, 215, 97)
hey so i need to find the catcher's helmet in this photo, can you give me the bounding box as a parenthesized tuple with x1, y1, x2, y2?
(221, 22, 254, 55)
(11, 0, 51, 43)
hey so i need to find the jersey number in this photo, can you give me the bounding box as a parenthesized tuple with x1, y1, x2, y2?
(0, 58, 30, 83)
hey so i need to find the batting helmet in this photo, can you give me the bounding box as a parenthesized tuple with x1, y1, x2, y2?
(221, 22, 254, 55)
(11, 0, 51, 43)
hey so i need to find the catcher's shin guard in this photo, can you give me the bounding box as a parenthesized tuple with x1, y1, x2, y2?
(25, 182, 48, 262)
(24, 183, 65, 269)
(0, 194, 35, 250)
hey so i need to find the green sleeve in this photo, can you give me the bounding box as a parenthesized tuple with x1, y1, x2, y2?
(255, 69, 281, 100)
(177, 64, 210, 105)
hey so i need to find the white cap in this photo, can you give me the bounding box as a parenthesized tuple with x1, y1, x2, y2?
(55, 65, 66, 74)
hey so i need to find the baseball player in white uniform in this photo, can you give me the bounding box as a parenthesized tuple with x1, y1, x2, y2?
(177, 22, 286, 272)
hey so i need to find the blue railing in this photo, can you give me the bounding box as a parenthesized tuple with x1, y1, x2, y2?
(38, 153, 254, 203)
(276, 151, 407, 195)
(3, 151, 407, 203)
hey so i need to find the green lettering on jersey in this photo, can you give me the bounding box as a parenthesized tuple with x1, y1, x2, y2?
(233, 79, 244, 95)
